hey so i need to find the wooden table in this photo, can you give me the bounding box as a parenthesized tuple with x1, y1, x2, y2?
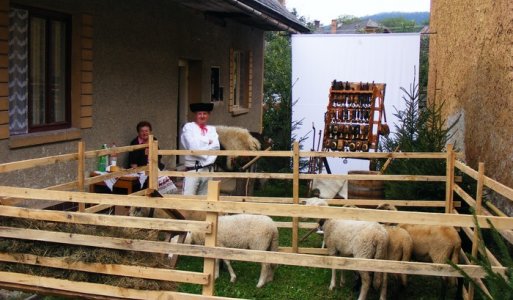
(89, 172, 143, 215)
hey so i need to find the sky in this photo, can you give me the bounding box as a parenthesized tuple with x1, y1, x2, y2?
(285, 0, 431, 24)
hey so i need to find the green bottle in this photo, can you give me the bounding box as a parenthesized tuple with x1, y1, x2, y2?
(97, 144, 108, 172)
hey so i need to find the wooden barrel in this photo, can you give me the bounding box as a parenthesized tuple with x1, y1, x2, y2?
(348, 170, 384, 199)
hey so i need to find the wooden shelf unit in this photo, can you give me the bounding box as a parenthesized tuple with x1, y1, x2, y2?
(322, 81, 386, 153)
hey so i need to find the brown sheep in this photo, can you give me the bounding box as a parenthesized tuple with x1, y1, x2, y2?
(376, 203, 461, 297)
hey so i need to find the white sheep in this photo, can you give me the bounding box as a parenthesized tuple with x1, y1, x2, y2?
(376, 203, 461, 295)
(304, 198, 388, 300)
(188, 214, 279, 288)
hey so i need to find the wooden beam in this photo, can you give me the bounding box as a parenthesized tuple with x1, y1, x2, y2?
(455, 160, 479, 180)
(0, 226, 504, 278)
(159, 149, 292, 157)
(484, 176, 513, 204)
(0, 153, 77, 173)
(0, 271, 235, 300)
(445, 144, 455, 213)
(78, 141, 85, 211)
(0, 252, 209, 285)
(468, 163, 485, 300)
(292, 141, 300, 253)
(2, 186, 513, 229)
(84, 166, 147, 185)
(0, 205, 211, 233)
(203, 181, 220, 296)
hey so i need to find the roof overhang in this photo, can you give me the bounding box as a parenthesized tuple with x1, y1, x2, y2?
(173, 0, 309, 33)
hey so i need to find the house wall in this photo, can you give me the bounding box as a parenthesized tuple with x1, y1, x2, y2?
(0, 0, 265, 188)
(428, 0, 513, 186)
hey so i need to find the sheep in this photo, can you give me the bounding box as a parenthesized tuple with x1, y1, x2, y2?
(304, 198, 388, 300)
(376, 203, 462, 298)
(382, 224, 413, 287)
(215, 126, 261, 171)
(188, 214, 279, 288)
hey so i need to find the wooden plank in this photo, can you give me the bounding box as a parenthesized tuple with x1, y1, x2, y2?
(82, 49, 93, 61)
(80, 116, 92, 128)
(0, 153, 77, 173)
(0, 205, 211, 233)
(0, 56, 6, 70)
(0, 81, 8, 95)
(81, 94, 93, 106)
(0, 11, 8, 27)
(454, 185, 476, 207)
(82, 60, 93, 71)
(84, 167, 147, 186)
(147, 137, 158, 193)
(455, 160, 479, 180)
(0, 226, 504, 278)
(0, 109, 7, 124)
(0, 253, 209, 285)
(445, 144, 455, 213)
(274, 222, 318, 229)
(327, 199, 461, 208)
(0, 123, 8, 139)
(292, 141, 300, 253)
(81, 14, 93, 26)
(2, 186, 513, 229)
(203, 181, 220, 296)
(461, 226, 501, 267)
(82, 37, 93, 49)
(77, 141, 85, 210)
(299, 151, 448, 159)
(82, 25, 93, 38)
(81, 82, 93, 94)
(159, 149, 292, 157)
(0, 96, 7, 110)
(484, 176, 513, 203)
(80, 105, 93, 117)
(0, 26, 7, 40)
(0, 40, 8, 54)
(0, 67, 7, 82)
(460, 249, 492, 300)
(468, 163, 486, 300)
(279, 247, 328, 255)
(85, 144, 147, 158)
(84, 204, 113, 213)
(0, 271, 233, 300)
(162, 170, 447, 182)
(81, 71, 93, 83)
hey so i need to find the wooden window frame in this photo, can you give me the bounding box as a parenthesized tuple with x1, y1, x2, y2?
(21, 5, 72, 133)
(229, 48, 252, 115)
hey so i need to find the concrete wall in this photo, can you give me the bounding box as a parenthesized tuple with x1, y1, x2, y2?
(0, 0, 265, 187)
(428, 0, 513, 186)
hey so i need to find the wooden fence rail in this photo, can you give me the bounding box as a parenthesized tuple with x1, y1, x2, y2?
(2, 140, 513, 299)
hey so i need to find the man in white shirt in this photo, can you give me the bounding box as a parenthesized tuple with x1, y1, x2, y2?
(180, 103, 220, 195)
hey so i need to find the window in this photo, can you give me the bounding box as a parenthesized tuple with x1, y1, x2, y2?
(229, 49, 252, 115)
(210, 66, 221, 102)
(9, 6, 71, 134)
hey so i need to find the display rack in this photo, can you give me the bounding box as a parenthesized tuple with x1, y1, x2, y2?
(322, 81, 386, 153)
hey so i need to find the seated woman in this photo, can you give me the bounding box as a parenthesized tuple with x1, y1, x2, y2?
(128, 121, 165, 170)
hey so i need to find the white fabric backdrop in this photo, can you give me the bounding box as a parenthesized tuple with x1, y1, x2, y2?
(291, 33, 421, 174)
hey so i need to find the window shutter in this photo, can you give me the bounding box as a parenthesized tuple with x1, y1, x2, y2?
(80, 14, 93, 129)
(0, 2, 9, 139)
(247, 50, 253, 109)
(228, 48, 234, 113)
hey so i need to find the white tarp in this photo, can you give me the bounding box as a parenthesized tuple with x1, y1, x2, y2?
(292, 33, 421, 174)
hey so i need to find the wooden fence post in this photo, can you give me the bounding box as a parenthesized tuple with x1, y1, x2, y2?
(468, 162, 485, 300)
(146, 135, 157, 196)
(445, 144, 455, 213)
(202, 180, 220, 296)
(292, 141, 300, 253)
(77, 141, 85, 212)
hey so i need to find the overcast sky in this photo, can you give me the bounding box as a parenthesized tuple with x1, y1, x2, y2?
(285, 0, 431, 24)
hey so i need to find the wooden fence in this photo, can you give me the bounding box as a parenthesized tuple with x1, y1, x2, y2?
(0, 139, 512, 299)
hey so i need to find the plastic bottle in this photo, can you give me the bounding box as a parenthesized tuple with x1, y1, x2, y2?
(110, 142, 117, 166)
(97, 144, 108, 172)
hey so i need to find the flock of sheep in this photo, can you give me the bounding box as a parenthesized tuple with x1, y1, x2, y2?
(133, 197, 462, 300)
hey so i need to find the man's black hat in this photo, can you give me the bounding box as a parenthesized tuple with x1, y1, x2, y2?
(190, 103, 214, 113)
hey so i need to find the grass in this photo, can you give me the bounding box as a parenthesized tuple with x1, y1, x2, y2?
(175, 219, 459, 299)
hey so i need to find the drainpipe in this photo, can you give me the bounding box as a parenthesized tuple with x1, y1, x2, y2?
(224, 0, 300, 33)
